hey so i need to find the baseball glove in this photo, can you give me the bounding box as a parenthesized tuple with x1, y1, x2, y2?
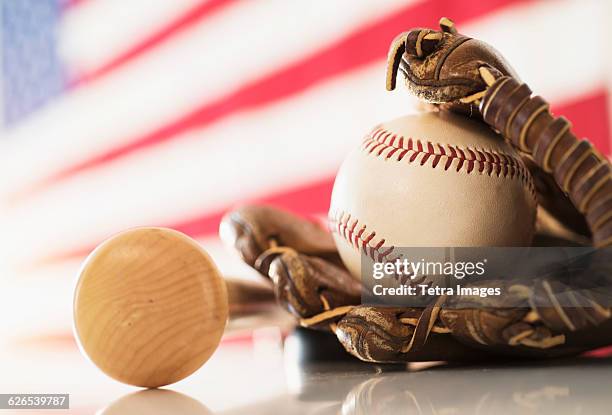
(220, 18, 612, 363)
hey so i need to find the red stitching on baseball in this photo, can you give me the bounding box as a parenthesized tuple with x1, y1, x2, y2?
(328, 210, 399, 262)
(360, 126, 536, 198)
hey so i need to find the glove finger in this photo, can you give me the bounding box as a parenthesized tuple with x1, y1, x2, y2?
(440, 307, 528, 348)
(268, 250, 361, 322)
(220, 205, 341, 274)
(335, 306, 485, 363)
(219, 208, 268, 269)
(397, 20, 516, 107)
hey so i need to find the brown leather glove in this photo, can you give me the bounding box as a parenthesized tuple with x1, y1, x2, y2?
(221, 205, 612, 362)
(220, 18, 612, 363)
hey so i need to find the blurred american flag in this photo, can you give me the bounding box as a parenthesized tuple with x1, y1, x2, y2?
(0, 0, 611, 342)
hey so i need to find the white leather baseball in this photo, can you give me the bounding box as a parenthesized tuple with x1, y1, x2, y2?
(329, 111, 537, 280)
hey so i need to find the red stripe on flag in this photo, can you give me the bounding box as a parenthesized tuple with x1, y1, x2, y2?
(585, 345, 612, 358)
(62, 0, 88, 10)
(174, 177, 334, 236)
(18, 0, 530, 199)
(70, 0, 238, 86)
(16, 328, 289, 351)
(37, 177, 334, 265)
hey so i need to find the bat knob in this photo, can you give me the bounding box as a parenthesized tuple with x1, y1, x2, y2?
(73, 227, 228, 388)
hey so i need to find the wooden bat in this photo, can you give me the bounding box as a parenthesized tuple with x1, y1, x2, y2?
(73, 227, 283, 388)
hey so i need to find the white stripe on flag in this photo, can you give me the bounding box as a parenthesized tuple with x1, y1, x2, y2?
(59, 0, 202, 73)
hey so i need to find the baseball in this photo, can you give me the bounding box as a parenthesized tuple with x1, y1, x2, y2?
(329, 111, 537, 280)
